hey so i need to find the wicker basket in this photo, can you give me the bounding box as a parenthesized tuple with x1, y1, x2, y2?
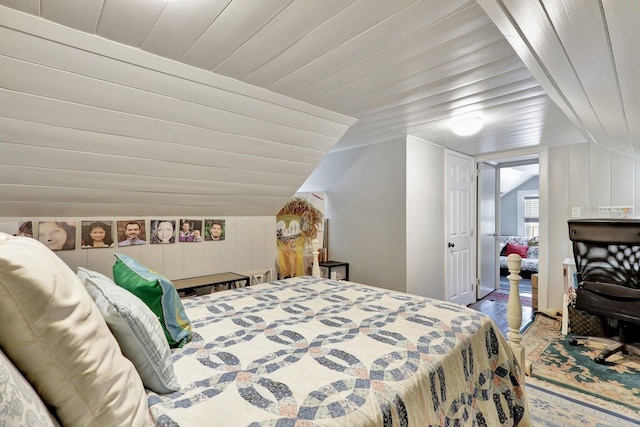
(568, 306, 606, 337)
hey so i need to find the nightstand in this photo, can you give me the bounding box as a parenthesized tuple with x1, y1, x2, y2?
(319, 261, 349, 281)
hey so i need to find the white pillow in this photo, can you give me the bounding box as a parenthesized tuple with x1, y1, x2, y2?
(0, 348, 59, 427)
(0, 232, 150, 427)
(77, 267, 180, 393)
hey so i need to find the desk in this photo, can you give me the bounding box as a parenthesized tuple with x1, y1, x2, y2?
(172, 272, 250, 294)
(319, 261, 349, 281)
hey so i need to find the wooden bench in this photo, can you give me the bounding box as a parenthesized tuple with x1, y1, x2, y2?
(172, 272, 250, 294)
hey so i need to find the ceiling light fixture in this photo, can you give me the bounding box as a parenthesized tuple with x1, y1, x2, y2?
(450, 113, 484, 136)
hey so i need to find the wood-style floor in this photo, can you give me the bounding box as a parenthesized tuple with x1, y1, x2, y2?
(468, 293, 535, 337)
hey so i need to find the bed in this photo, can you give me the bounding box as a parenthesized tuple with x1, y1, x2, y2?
(147, 275, 528, 426)
(0, 233, 529, 426)
(499, 236, 539, 277)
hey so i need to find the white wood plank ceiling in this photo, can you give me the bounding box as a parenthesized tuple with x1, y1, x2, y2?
(478, 0, 640, 158)
(1, 0, 634, 216)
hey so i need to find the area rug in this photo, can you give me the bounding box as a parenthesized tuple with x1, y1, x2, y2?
(522, 313, 640, 412)
(486, 288, 532, 306)
(527, 376, 640, 426)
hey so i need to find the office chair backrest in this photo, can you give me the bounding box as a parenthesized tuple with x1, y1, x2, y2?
(568, 219, 640, 289)
(568, 219, 640, 326)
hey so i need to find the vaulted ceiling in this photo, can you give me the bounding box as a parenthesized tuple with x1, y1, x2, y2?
(0, 0, 636, 216)
(479, 0, 640, 158)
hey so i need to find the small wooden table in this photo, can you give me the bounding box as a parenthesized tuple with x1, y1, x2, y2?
(172, 272, 250, 293)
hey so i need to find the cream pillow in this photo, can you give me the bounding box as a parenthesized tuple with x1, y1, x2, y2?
(77, 267, 180, 393)
(0, 232, 151, 427)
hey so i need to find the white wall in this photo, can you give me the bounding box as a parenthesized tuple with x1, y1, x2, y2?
(500, 176, 539, 236)
(406, 136, 445, 299)
(302, 136, 447, 298)
(0, 216, 276, 282)
(324, 139, 407, 292)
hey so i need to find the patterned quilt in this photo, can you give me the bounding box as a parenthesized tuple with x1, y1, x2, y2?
(148, 277, 526, 426)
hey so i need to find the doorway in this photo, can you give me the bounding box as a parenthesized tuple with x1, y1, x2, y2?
(478, 156, 539, 303)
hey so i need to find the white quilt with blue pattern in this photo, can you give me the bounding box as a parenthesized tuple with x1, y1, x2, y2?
(148, 277, 526, 426)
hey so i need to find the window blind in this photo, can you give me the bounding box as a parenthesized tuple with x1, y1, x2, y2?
(524, 196, 539, 222)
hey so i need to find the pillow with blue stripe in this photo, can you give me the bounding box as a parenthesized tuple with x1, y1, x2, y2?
(112, 253, 191, 348)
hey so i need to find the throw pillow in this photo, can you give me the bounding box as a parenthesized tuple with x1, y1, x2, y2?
(0, 233, 150, 427)
(112, 253, 192, 347)
(499, 242, 508, 256)
(0, 348, 59, 427)
(77, 267, 180, 393)
(505, 242, 529, 258)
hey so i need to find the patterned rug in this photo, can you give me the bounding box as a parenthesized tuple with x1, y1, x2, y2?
(522, 313, 640, 412)
(486, 288, 532, 306)
(526, 376, 640, 426)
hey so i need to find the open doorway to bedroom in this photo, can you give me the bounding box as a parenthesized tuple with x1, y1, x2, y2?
(476, 156, 539, 307)
(497, 160, 539, 300)
(472, 156, 538, 334)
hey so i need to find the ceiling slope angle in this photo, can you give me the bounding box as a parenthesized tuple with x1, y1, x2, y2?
(477, 0, 640, 159)
(0, 6, 356, 217)
(0, 0, 588, 159)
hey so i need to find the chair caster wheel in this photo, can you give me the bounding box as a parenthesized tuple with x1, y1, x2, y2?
(569, 339, 578, 346)
(594, 356, 606, 365)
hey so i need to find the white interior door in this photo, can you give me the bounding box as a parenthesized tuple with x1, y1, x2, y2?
(478, 162, 498, 299)
(445, 151, 475, 305)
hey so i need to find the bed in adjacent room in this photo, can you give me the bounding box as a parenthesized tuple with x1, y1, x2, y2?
(147, 276, 527, 426)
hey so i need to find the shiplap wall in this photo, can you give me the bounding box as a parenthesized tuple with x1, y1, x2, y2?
(545, 141, 639, 312)
(0, 216, 277, 283)
(0, 7, 355, 217)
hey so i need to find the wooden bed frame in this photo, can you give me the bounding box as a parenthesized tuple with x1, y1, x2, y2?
(505, 253, 527, 384)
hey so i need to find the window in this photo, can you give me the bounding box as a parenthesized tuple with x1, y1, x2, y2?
(524, 196, 539, 237)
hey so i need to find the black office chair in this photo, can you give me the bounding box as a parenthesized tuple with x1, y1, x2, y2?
(567, 219, 640, 364)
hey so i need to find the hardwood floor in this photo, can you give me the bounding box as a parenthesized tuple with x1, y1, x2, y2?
(468, 295, 535, 337)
